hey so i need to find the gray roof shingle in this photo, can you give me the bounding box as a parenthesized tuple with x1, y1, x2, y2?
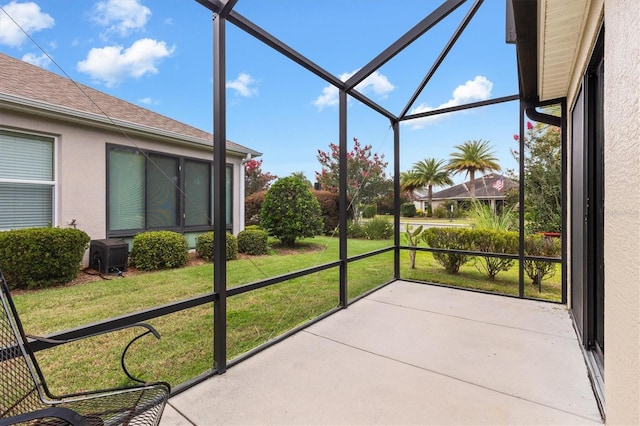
(415, 173, 516, 201)
(0, 52, 260, 156)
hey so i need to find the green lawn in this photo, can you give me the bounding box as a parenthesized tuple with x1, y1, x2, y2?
(12, 235, 560, 395)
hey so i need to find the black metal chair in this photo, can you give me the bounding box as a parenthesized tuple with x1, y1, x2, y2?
(0, 271, 170, 426)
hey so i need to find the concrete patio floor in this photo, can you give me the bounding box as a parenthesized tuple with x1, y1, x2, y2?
(159, 280, 602, 425)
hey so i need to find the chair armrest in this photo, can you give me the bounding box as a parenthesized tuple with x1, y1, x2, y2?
(0, 407, 89, 426)
(28, 323, 162, 383)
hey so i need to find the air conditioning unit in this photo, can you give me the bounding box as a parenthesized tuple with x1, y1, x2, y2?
(89, 239, 128, 274)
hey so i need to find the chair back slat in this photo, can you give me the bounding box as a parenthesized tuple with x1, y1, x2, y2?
(0, 273, 48, 418)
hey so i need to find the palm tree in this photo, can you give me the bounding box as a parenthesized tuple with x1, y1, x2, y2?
(446, 140, 501, 201)
(399, 170, 421, 200)
(410, 158, 453, 213)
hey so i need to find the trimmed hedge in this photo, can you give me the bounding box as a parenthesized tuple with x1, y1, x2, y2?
(237, 229, 268, 255)
(420, 227, 561, 282)
(0, 227, 90, 289)
(130, 231, 188, 271)
(422, 227, 474, 274)
(472, 229, 518, 280)
(195, 231, 238, 261)
(523, 234, 561, 286)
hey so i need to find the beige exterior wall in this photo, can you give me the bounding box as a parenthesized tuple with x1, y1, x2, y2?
(553, 0, 640, 422)
(602, 1, 640, 423)
(1, 110, 246, 261)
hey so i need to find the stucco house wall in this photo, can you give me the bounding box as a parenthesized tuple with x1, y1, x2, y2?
(561, 0, 639, 423)
(601, 1, 640, 423)
(1, 110, 247, 240)
(0, 53, 259, 265)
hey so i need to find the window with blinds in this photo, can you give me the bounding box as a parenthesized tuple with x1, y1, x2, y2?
(107, 144, 232, 236)
(0, 130, 55, 230)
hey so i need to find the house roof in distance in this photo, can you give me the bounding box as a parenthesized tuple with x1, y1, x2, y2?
(415, 173, 516, 201)
(0, 52, 261, 157)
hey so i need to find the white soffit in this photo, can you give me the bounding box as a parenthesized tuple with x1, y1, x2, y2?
(538, 0, 590, 101)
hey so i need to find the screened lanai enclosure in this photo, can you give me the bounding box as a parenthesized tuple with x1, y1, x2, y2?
(12, 0, 567, 397)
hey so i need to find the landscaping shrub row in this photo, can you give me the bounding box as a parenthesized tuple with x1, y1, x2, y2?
(421, 227, 561, 284)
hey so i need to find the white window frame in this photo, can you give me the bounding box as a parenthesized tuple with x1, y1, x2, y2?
(0, 128, 58, 230)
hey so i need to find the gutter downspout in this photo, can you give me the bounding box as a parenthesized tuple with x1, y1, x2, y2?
(239, 153, 252, 233)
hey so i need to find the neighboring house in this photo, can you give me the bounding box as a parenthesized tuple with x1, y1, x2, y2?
(413, 173, 515, 212)
(511, 0, 639, 423)
(0, 52, 261, 255)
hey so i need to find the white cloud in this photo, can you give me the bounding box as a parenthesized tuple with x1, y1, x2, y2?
(77, 38, 174, 87)
(0, 1, 54, 47)
(313, 70, 395, 111)
(226, 73, 258, 97)
(22, 51, 50, 67)
(138, 97, 156, 105)
(407, 75, 493, 129)
(92, 0, 151, 37)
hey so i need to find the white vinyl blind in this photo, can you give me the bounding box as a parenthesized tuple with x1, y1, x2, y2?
(0, 130, 54, 230)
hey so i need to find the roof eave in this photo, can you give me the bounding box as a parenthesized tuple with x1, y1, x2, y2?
(510, 0, 539, 104)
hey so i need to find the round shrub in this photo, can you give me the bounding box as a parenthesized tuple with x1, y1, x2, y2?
(0, 227, 90, 289)
(261, 177, 324, 246)
(130, 231, 188, 271)
(422, 227, 474, 274)
(400, 203, 416, 217)
(195, 231, 238, 261)
(237, 229, 269, 255)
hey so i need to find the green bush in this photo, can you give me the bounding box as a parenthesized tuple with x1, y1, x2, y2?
(261, 177, 324, 246)
(433, 201, 464, 219)
(363, 217, 393, 240)
(422, 227, 474, 274)
(524, 234, 561, 286)
(470, 229, 518, 280)
(237, 229, 268, 255)
(346, 220, 366, 239)
(130, 231, 188, 271)
(400, 203, 416, 217)
(362, 205, 377, 219)
(245, 225, 262, 231)
(195, 231, 238, 261)
(432, 205, 450, 219)
(0, 227, 90, 289)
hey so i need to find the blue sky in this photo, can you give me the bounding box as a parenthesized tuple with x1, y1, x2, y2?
(0, 0, 521, 185)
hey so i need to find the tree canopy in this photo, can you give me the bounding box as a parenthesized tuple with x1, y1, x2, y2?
(446, 139, 501, 200)
(407, 158, 453, 213)
(244, 158, 277, 197)
(510, 121, 561, 233)
(315, 137, 389, 218)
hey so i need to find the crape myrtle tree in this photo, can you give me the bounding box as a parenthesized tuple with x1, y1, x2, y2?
(244, 158, 277, 197)
(315, 137, 389, 220)
(260, 176, 324, 246)
(509, 121, 561, 233)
